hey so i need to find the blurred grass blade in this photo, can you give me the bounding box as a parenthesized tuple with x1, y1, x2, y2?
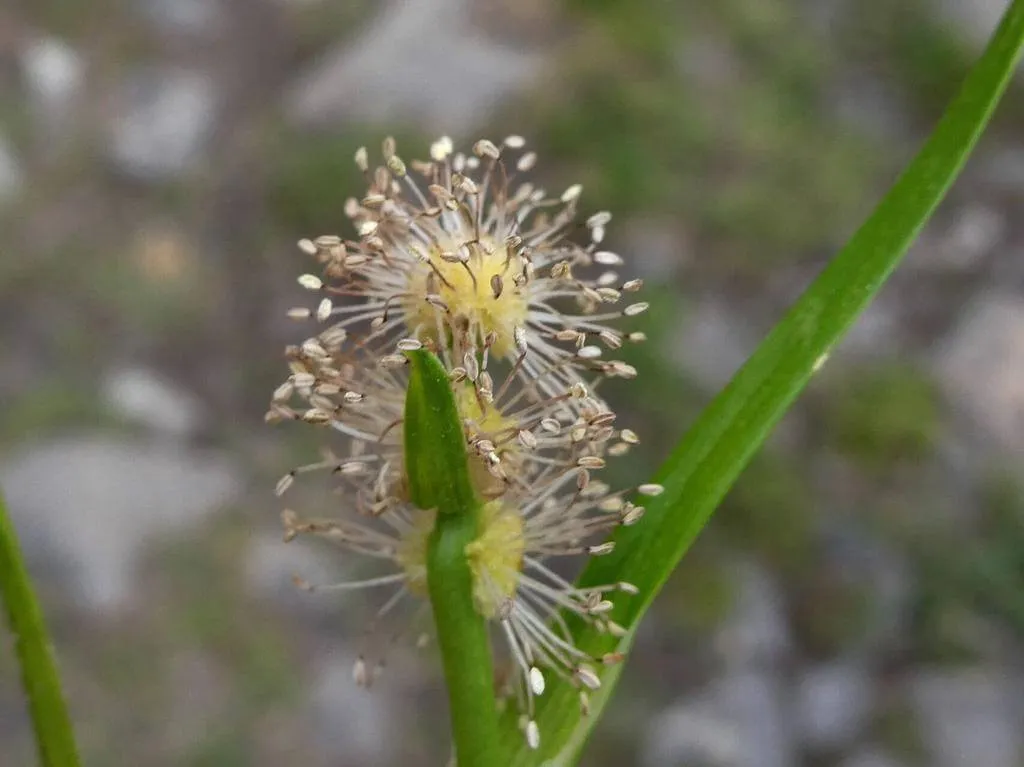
(508, 2, 1024, 763)
(405, 350, 500, 766)
(0, 489, 81, 767)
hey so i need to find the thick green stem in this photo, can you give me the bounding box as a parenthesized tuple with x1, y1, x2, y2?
(0, 489, 81, 767)
(404, 350, 500, 765)
(427, 511, 501, 766)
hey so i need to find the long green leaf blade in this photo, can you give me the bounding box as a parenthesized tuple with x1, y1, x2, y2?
(509, 2, 1024, 763)
(0, 489, 81, 767)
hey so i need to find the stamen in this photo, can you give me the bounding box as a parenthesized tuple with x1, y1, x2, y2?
(270, 135, 651, 747)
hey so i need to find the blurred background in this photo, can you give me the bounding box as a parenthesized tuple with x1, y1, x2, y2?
(2, 0, 1024, 765)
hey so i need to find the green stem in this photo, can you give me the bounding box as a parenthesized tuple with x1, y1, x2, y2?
(404, 350, 500, 765)
(427, 511, 501, 766)
(0, 489, 81, 767)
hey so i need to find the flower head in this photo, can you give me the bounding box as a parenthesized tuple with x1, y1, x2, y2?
(293, 135, 648, 400)
(269, 135, 658, 750)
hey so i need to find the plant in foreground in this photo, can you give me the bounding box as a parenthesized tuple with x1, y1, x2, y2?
(267, 136, 660, 752)
(1, 6, 1020, 767)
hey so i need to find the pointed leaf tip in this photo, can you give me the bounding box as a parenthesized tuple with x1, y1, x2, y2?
(404, 349, 478, 515)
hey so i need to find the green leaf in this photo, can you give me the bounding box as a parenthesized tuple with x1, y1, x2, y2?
(404, 350, 478, 515)
(405, 350, 500, 766)
(0, 488, 82, 767)
(506, 2, 1024, 763)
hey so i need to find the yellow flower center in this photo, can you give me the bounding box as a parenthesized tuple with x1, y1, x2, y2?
(465, 501, 525, 618)
(395, 501, 525, 619)
(396, 510, 434, 596)
(454, 383, 521, 498)
(408, 237, 528, 357)
(454, 383, 512, 435)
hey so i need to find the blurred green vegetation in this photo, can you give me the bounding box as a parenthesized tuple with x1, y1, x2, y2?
(717, 452, 817, 576)
(817, 364, 943, 472)
(971, 477, 1024, 631)
(517, 0, 886, 275)
(285, 0, 378, 65)
(159, 514, 302, 710)
(843, 0, 975, 119)
(906, 475, 1024, 664)
(793, 571, 877, 658)
(871, 693, 929, 766)
(15, 0, 122, 38)
(0, 382, 113, 442)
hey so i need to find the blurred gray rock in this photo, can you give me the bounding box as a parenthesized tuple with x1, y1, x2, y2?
(19, 36, 85, 136)
(136, 0, 223, 36)
(103, 367, 205, 437)
(939, 0, 1009, 52)
(643, 671, 794, 767)
(620, 217, 689, 282)
(0, 135, 23, 204)
(841, 749, 909, 767)
(311, 652, 397, 763)
(795, 659, 873, 750)
(643, 703, 741, 767)
(715, 672, 795, 767)
(285, 0, 545, 132)
(906, 204, 1004, 273)
(715, 560, 792, 669)
(933, 292, 1024, 454)
(802, 0, 856, 40)
(836, 294, 903, 359)
(243, 531, 339, 612)
(668, 298, 756, 391)
(675, 36, 742, 91)
(0, 437, 241, 612)
(864, 544, 915, 650)
(910, 669, 1023, 767)
(819, 524, 915, 652)
(108, 69, 217, 181)
(832, 73, 910, 143)
(978, 144, 1024, 191)
(164, 651, 231, 753)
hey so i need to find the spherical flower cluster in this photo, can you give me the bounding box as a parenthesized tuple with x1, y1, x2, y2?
(267, 136, 659, 750)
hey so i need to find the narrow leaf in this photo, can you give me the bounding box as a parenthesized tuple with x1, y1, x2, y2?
(0, 489, 82, 767)
(508, 2, 1024, 763)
